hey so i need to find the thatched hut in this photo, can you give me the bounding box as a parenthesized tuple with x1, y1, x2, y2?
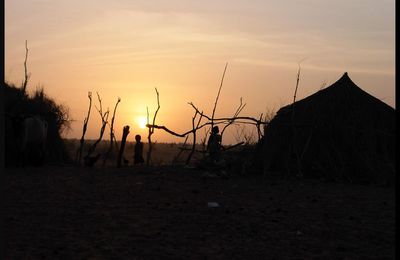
(5, 82, 71, 166)
(262, 72, 395, 183)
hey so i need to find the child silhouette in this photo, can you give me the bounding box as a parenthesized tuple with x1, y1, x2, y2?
(134, 134, 145, 165)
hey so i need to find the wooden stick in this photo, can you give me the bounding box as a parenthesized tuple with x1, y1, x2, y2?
(146, 88, 161, 166)
(22, 40, 29, 93)
(291, 64, 302, 177)
(84, 92, 109, 165)
(146, 114, 267, 139)
(117, 125, 130, 168)
(293, 65, 301, 105)
(188, 102, 266, 124)
(103, 97, 121, 166)
(186, 111, 203, 165)
(172, 135, 189, 165)
(75, 91, 92, 166)
(211, 62, 228, 129)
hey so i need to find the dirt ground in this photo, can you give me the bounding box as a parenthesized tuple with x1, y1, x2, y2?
(4, 166, 395, 259)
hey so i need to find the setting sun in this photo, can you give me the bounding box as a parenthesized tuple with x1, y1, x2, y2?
(137, 116, 148, 129)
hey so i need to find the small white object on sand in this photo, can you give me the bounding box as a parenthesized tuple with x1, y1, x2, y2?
(207, 202, 220, 208)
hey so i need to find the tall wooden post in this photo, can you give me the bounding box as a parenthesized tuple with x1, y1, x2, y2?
(117, 125, 130, 168)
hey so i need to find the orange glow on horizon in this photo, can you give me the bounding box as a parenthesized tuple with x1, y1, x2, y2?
(5, 0, 395, 144)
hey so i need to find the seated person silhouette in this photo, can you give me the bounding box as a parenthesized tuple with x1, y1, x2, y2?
(134, 134, 145, 165)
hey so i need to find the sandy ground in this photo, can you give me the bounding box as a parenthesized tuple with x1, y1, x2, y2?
(4, 166, 395, 259)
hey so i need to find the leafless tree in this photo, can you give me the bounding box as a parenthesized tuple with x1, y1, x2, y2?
(144, 63, 270, 165)
(84, 92, 109, 166)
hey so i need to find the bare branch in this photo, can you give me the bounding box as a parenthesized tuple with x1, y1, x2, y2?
(293, 64, 301, 105)
(172, 135, 189, 165)
(221, 97, 246, 137)
(75, 91, 93, 166)
(291, 63, 303, 177)
(188, 102, 212, 121)
(22, 40, 30, 93)
(117, 125, 130, 168)
(211, 62, 228, 129)
(84, 92, 110, 166)
(147, 120, 213, 138)
(146, 113, 268, 140)
(189, 102, 266, 125)
(151, 88, 161, 133)
(95, 92, 103, 115)
(200, 127, 211, 159)
(146, 88, 161, 166)
(256, 113, 264, 141)
(103, 97, 121, 166)
(186, 110, 204, 165)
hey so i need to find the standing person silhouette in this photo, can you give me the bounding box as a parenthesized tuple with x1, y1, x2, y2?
(207, 126, 222, 163)
(134, 134, 145, 165)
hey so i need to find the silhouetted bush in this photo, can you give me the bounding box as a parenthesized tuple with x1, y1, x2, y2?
(5, 81, 72, 166)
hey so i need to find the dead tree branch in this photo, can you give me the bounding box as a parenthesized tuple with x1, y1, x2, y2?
(200, 127, 211, 159)
(117, 125, 130, 168)
(172, 135, 189, 165)
(75, 91, 92, 166)
(146, 88, 161, 166)
(293, 65, 301, 105)
(188, 102, 212, 121)
(188, 102, 265, 125)
(186, 110, 204, 165)
(84, 92, 110, 166)
(211, 62, 228, 129)
(220, 97, 246, 137)
(146, 113, 267, 139)
(146, 121, 213, 138)
(22, 40, 30, 93)
(256, 113, 264, 142)
(103, 97, 121, 166)
(291, 63, 302, 177)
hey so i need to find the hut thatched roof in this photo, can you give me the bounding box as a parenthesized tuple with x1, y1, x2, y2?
(262, 72, 395, 183)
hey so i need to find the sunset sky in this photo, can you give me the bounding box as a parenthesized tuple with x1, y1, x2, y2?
(5, 0, 395, 144)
